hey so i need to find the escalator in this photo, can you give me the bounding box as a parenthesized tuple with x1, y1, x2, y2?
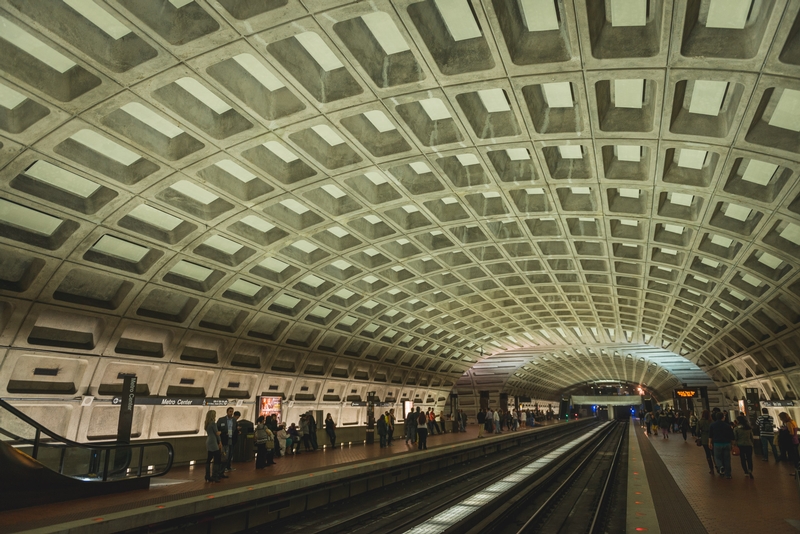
(0, 398, 173, 510)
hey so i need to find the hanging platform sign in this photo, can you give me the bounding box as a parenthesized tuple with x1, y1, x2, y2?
(112, 396, 229, 406)
(761, 400, 795, 407)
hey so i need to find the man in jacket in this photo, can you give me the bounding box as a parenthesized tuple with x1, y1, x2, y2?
(477, 409, 486, 438)
(387, 409, 395, 445)
(216, 407, 239, 472)
(377, 411, 388, 447)
(709, 411, 735, 478)
(306, 411, 318, 451)
(406, 408, 417, 444)
(756, 408, 778, 462)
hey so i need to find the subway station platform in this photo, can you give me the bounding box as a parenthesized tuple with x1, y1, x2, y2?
(1, 422, 552, 534)
(7, 419, 797, 534)
(628, 420, 800, 534)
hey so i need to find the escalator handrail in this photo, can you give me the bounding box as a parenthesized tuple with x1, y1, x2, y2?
(0, 398, 174, 475)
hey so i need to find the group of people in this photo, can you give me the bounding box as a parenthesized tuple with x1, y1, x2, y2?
(697, 408, 799, 479)
(400, 406, 456, 451)
(475, 408, 527, 438)
(203, 405, 551, 479)
(204, 408, 337, 482)
(641, 409, 691, 440)
(641, 406, 799, 481)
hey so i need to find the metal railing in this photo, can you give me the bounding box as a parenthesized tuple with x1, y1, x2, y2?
(0, 398, 173, 482)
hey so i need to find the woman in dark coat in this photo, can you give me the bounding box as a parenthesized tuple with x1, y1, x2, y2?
(325, 413, 336, 448)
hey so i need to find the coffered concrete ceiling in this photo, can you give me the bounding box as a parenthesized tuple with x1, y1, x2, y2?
(1, 0, 800, 423)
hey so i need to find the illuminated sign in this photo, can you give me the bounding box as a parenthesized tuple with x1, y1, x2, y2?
(761, 400, 795, 407)
(257, 396, 283, 424)
(675, 389, 697, 398)
(112, 396, 228, 406)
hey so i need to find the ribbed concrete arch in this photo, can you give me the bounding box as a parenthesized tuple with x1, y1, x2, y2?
(0, 1, 800, 441)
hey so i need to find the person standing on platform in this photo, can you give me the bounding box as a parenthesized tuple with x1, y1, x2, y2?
(689, 412, 698, 437)
(287, 423, 301, 454)
(276, 424, 288, 457)
(388, 409, 395, 445)
(325, 413, 336, 448)
(377, 411, 388, 448)
(733, 415, 755, 478)
(217, 407, 238, 472)
(677, 412, 689, 441)
(300, 415, 312, 452)
(778, 412, 799, 475)
(660, 410, 672, 439)
(709, 411, 735, 478)
(307, 411, 319, 451)
(477, 408, 486, 438)
(268, 414, 281, 458)
(254, 416, 275, 468)
(406, 408, 417, 444)
(756, 408, 778, 462)
(696, 410, 716, 474)
(644, 412, 652, 436)
(205, 410, 224, 482)
(433, 411, 442, 435)
(417, 409, 428, 450)
(460, 409, 467, 432)
(493, 408, 501, 434)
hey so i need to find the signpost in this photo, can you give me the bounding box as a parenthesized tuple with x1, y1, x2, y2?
(112, 375, 137, 477)
(116, 375, 137, 444)
(366, 392, 375, 445)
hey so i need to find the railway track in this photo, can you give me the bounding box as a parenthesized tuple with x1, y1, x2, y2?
(258, 420, 601, 534)
(259, 419, 631, 534)
(403, 420, 623, 534)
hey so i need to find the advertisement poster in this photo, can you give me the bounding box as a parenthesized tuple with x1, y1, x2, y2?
(258, 396, 283, 424)
(403, 400, 414, 419)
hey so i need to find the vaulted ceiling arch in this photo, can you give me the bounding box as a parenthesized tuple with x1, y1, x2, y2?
(0, 1, 799, 434)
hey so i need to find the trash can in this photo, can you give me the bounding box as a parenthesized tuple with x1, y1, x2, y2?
(235, 434, 255, 462)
